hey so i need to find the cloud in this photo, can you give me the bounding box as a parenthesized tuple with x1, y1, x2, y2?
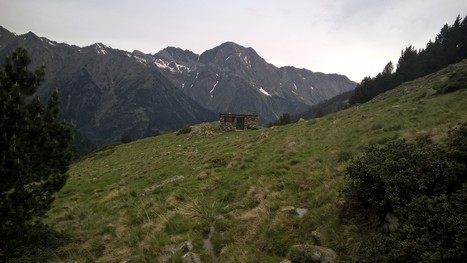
(1, 0, 466, 81)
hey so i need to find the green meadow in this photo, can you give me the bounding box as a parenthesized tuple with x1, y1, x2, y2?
(45, 60, 467, 262)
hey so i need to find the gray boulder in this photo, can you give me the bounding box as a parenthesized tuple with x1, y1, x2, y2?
(295, 208, 309, 218)
(311, 229, 321, 245)
(156, 240, 194, 263)
(288, 244, 337, 263)
(381, 213, 400, 232)
(180, 241, 194, 253)
(182, 252, 202, 263)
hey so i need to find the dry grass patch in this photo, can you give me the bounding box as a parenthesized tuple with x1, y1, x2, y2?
(100, 189, 120, 202)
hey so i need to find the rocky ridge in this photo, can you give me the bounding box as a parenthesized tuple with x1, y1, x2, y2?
(0, 26, 355, 149)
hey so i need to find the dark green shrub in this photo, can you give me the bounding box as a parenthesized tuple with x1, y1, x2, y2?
(176, 125, 192, 135)
(342, 123, 467, 262)
(2, 224, 70, 262)
(360, 186, 467, 263)
(0, 47, 73, 257)
(449, 122, 467, 163)
(120, 133, 132, 143)
(342, 138, 462, 222)
(337, 150, 353, 163)
(435, 69, 467, 94)
(268, 113, 293, 127)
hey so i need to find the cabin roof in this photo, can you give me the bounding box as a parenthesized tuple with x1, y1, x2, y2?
(219, 113, 258, 117)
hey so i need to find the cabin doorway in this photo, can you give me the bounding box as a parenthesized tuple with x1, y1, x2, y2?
(236, 117, 245, 130)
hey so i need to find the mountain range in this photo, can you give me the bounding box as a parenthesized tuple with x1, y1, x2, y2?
(0, 26, 356, 150)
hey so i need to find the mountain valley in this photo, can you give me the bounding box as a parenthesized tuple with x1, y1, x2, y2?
(0, 26, 355, 149)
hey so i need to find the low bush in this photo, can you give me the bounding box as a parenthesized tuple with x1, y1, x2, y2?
(176, 125, 192, 136)
(341, 123, 467, 262)
(120, 134, 132, 143)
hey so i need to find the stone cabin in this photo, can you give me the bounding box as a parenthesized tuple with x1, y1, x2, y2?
(219, 113, 258, 131)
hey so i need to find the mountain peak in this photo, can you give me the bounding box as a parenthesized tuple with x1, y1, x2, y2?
(24, 31, 40, 39)
(216, 41, 256, 54)
(88, 42, 111, 55)
(0, 26, 13, 35)
(198, 41, 258, 65)
(155, 46, 199, 62)
(218, 41, 245, 49)
(0, 26, 16, 47)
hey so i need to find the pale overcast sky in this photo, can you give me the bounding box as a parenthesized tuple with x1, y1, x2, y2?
(1, 0, 466, 81)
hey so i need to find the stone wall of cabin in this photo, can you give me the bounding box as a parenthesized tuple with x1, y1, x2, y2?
(244, 116, 257, 130)
(220, 118, 235, 131)
(219, 115, 257, 131)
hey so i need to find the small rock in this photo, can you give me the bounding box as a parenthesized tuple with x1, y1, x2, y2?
(311, 229, 321, 245)
(295, 208, 309, 218)
(196, 171, 209, 180)
(157, 241, 194, 263)
(426, 88, 437, 96)
(280, 260, 292, 263)
(180, 241, 194, 253)
(203, 226, 215, 257)
(226, 210, 238, 217)
(298, 118, 305, 122)
(182, 252, 202, 263)
(381, 213, 399, 232)
(157, 244, 179, 263)
(288, 244, 337, 263)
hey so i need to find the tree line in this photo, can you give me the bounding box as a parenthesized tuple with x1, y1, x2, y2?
(0, 47, 73, 259)
(350, 15, 467, 104)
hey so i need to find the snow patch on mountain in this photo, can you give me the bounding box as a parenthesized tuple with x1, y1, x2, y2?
(154, 59, 171, 69)
(41, 38, 56, 47)
(134, 56, 147, 65)
(243, 55, 251, 68)
(210, 80, 219, 98)
(259, 87, 271, 97)
(154, 59, 190, 73)
(95, 43, 108, 55)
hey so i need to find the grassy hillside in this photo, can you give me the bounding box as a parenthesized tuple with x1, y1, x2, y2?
(45, 60, 467, 262)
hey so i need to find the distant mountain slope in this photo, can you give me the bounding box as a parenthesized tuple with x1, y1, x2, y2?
(0, 26, 16, 49)
(293, 90, 354, 120)
(153, 42, 356, 123)
(42, 60, 467, 263)
(0, 27, 356, 148)
(0, 29, 217, 149)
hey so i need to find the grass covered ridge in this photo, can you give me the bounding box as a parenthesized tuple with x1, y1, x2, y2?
(45, 60, 467, 262)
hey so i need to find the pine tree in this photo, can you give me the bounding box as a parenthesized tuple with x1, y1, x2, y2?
(0, 47, 73, 252)
(350, 15, 467, 105)
(395, 45, 420, 83)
